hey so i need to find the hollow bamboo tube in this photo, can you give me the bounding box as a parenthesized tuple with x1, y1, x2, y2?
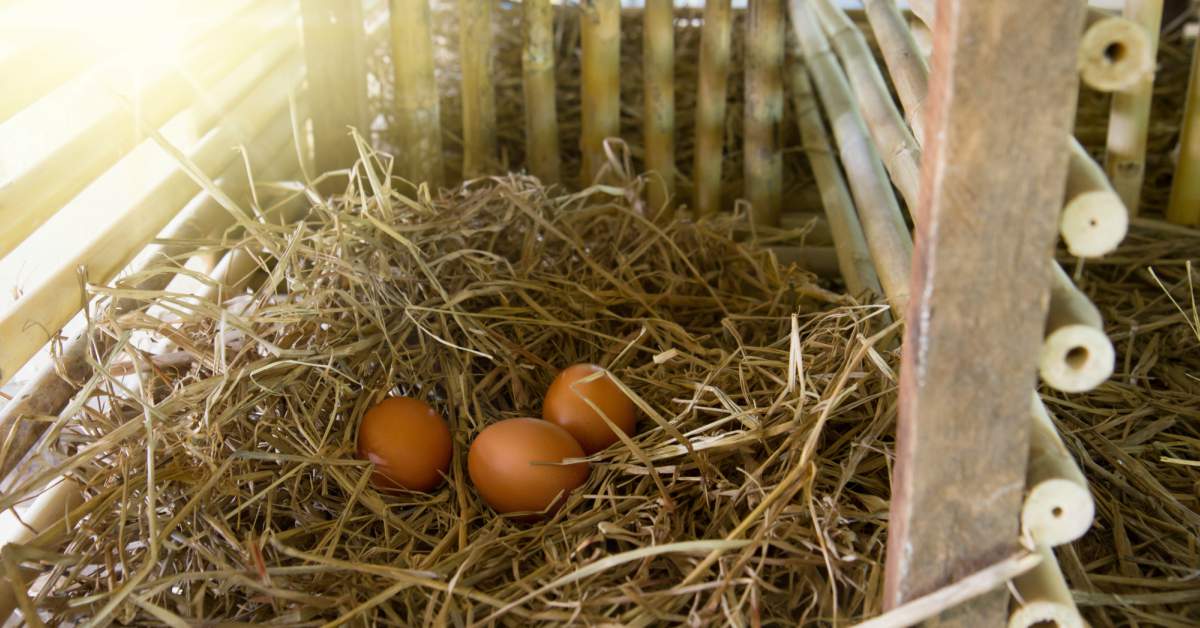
(643, 0, 675, 218)
(580, 0, 620, 184)
(1024, 395, 1095, 547)
(693, 0, 733, 216)
(744, 0, 784, 226)
(811, 0, 921, 211)
(522, 0, 561, 185)
(1079, 12, 1155, 94)
(861, 0, 929, 141)
(1106, 0, 1163, 215)
(788, 61, 882, 300)
(1008, 545, 1085, 628)
(791, 0, 912, 315)
(1167, 39, 1200, 225)
(390, 0, 442, 188)
(459, 0, 497, 178)
(1040, 264, 1115, 393)
(1062, 141, 1129, 257)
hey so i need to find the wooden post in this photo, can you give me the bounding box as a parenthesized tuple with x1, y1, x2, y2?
(1167, 39, 1200, 225)
(693, 0, 733, 216)
(390, 0, 442, 188)
(522, 0, 561, 185)
(744, 0, 784, 225)
(643, 0, 675, 218)
(299, 0, 369, 192)
(1106, 0, 1164, 214)
(885, 3, 1086, 626)
(459, 0, 497, 178)
(580, 0, 620, 184)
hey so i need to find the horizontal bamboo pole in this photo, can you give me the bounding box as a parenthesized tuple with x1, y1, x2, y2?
(744, 0, 784, 225)
(1062, 141, 1129, 257)
(1008, 545, 1085, 628)
(1079, 12, 1155, 93)
(0, 58, 302, 389)
(459, 0, 497, 178)
(522, 0, 561, 185)
(791, 0, 914, 315)
(390, 0, 442, 188)
(693, 0, 733, 217)
(1106, 0, 1164, 215)
(580, 0, 621, 184)
(1024, 395, 1095, 547)
(0, 0, 297, 263)
(643, 0, 675, 219)
(1167, 38, 1200, 225)
(1040, 263, 1115, 393)
(788, 60, 883, 299)
(769, 246, 840, 278)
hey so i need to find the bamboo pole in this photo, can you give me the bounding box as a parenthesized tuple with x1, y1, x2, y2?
(744, 0, 784, 226)
(522, 0, 561, 185)
(459, 0, 497, 178)
(643, 0, 675, 219)
(1167, 39, 1200, 225)
(1008, 545, 1085, 628)
(580, 0, 620, 184)
(769, 246, 840, 278)
(1062, 141, 1129, 257)
(788, 61, 882, 300)
(1040, 263, 1115, 393)
(908, 0, 935, 27)
(1079, 12, 1155, 94)
(861, 0, 929, 141)
(693, 0, 733, 217)
(1106, 0, 1164, 215)
(390, 0, 442, 188)
(1024, 395, 1095, 547)
(791, 0, 913, 315)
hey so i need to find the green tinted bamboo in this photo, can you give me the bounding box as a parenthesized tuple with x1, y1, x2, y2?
(790, 0, 913, 315)
(693, 0, 733, 216)
(1079, 12, 1155, 93)
(789, 61, 882, 300)
(1024, 394, 1095, 547)
(643, 0, 675, 218)
(390, 0, 442, 188)
(1008, 545, 1085, 628)
(1106, 0, 1163, 214)
(522, 0, 560, 184)
(861, 0, 929, 140)
(744, 0, 784, 225)
(580, 0, 620, 183)
(1167, 40, 1200, 225)
(459, 0, 496, 178)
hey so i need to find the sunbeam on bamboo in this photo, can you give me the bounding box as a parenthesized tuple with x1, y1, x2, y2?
(580, 0, 620, 184)
(522, 0, 560, 185)
(643, 0, 675, 218)
(390, 0, 442, 188)
(744, 0, 784, 225)
(693, 0, 733, 216)
(459, 0, 497, 178)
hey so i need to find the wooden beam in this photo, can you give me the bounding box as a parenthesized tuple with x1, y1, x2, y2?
(299, 0, 369, 187)
(580, 0, 621, 183)
(390, 0, 442, 188)
(885, 3, 1087, 626)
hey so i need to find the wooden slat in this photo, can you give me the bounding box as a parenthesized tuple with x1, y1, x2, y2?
(390, 0, 442, 188)
(580, 0, 620, 183)
(885, 4, 1087, 626)
(522, 0, 561, 184)
(744, 0, 784, 225)
(692, 0, 733, 216)
(1105, 0, 1163, 215)
(0, 0, 297, 263)
(1167, 37, 1200, 225)
(0, 56, 303, 388)
(459, 0, 497, 178)
(300, 0, 369, 187)
(643, 0, 675, 218)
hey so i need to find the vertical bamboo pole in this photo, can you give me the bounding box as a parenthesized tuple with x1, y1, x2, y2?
(693, 0, 733, 216)
(744, 0, 784, 226)
(1062, 141, 1129, 257)
(1024, 394, 1095, 547)
(459, 0, 497, 178)
(522, 0, 560, 185)
(1106, 0, 1163, 214)
(643, 0, 675, 218)
(580, 0, 620, 184)
(390, 0, 442, 188)
(1008, 545, 1085, 628)
(1079, 12, 1155, 94)
(1167, 39, 1200, 225)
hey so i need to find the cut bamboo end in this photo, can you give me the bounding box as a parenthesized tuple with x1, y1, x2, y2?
(1060, 189, 1129, 257)
(1008, 546, 1085, 628)
(1104, 0, 1164, 216)
(1166, 38, 1200, 225)
(1024, 396, 1095, 547)
(1039, 323, 1115, 393)
(1079, 15, 1155, 93)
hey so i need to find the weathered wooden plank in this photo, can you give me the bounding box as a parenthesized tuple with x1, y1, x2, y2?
(884, 2, 1087, 626)
(300, 0, 369, 186)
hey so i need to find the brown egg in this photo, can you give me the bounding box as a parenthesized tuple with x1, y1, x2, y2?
(542, 363, 636, 454)
(467, 418, 589, 516)
(357, 396, 452, 492)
